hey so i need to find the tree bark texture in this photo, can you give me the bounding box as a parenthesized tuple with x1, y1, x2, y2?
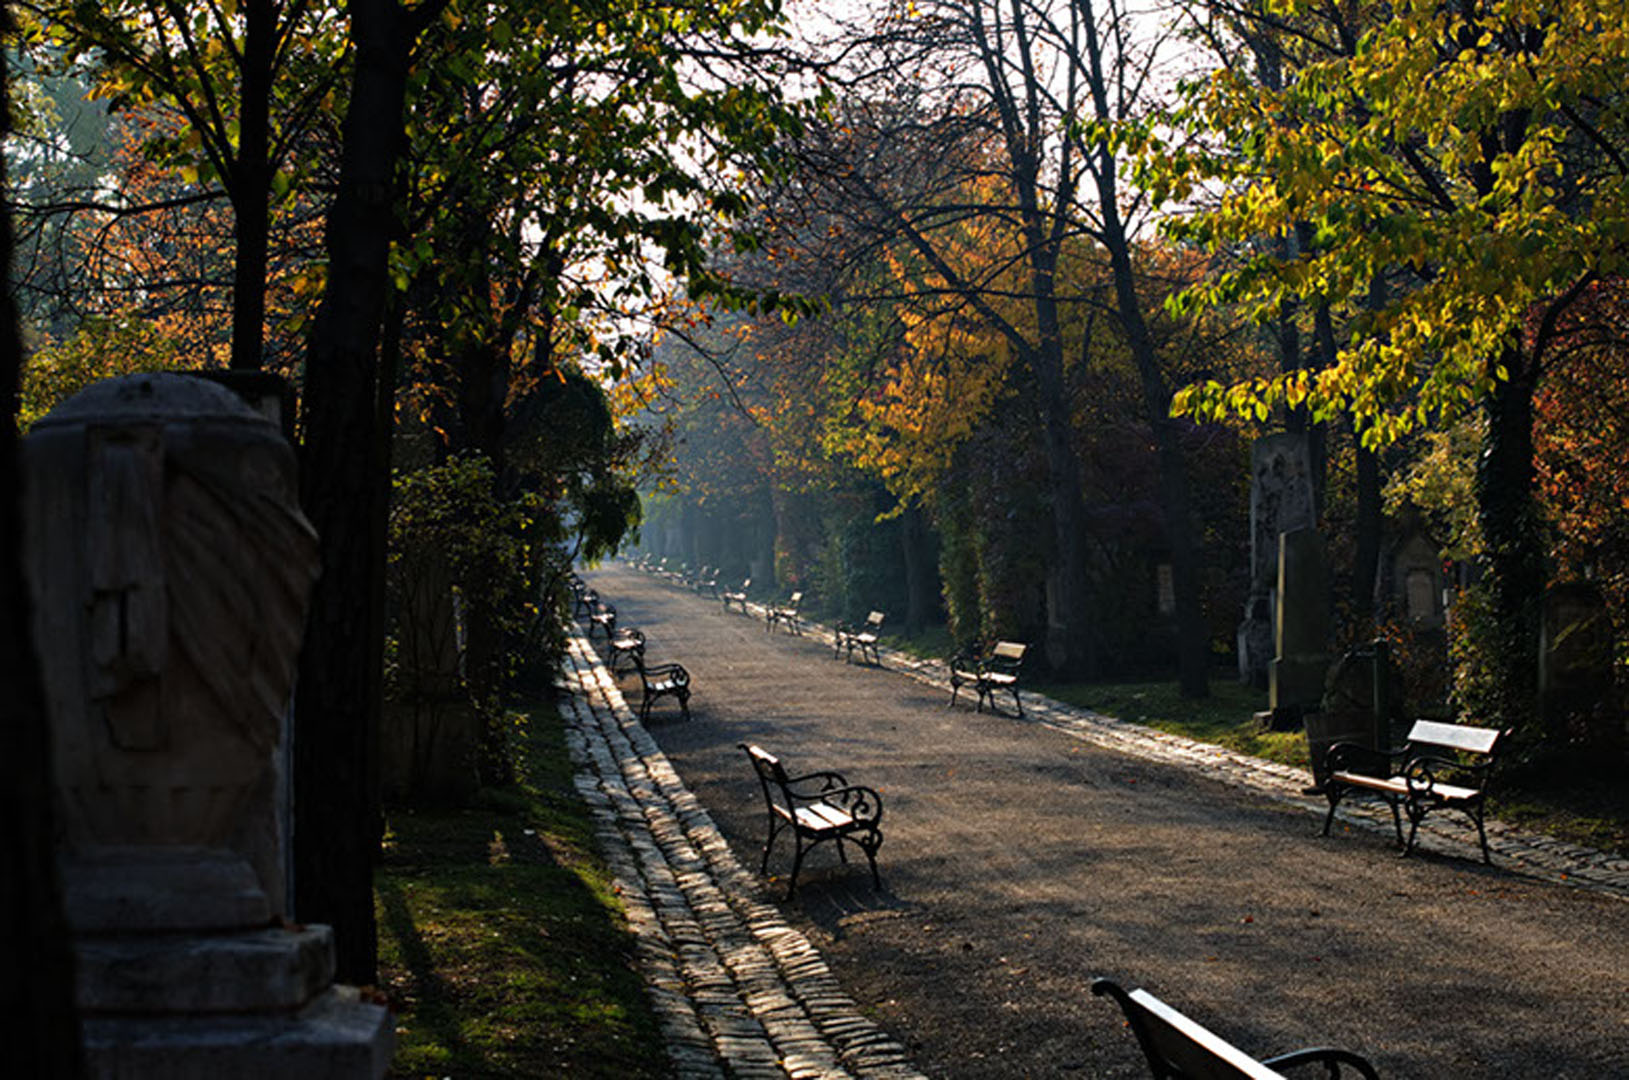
(1, 10, 83, 1065)
(1475, 348, 1543, 733)
(294, 0, 425, 985)
(1096, 161, 1209, 698)
(900, 502, 937, 637)
(229, 0, 275, 371)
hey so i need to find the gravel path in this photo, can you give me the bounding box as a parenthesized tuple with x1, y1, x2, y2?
(580, 565, 1629, 1079)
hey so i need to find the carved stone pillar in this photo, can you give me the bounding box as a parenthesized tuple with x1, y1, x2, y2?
(23, 373, 392, 1078)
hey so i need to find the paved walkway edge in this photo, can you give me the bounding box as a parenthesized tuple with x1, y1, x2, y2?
(772, 609, 1629, 901)
(679, 580, 1628, 900)
(560, 631, 928, 1080)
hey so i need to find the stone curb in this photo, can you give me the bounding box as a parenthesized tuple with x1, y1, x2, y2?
(560, 630, 927, 1080)
(661, 577, 1628, 901)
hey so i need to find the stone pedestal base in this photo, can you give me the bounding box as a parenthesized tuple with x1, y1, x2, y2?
(74, 921, 392, 1077)
(76, 925, 336, 1013)
(83, 986, 393, 1080)
(1270, 653, 1329, 712)
(62, 847, 270, 933)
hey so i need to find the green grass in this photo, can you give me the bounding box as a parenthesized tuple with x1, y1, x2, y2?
(375, 704, 668, 1079)
(1032, 676, 1629, 856)
(1031, 678, 1309, 768)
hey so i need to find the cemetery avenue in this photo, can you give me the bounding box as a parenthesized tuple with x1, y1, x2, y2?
(578, 563, 1629, 1079)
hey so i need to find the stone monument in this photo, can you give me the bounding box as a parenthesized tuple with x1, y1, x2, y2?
(1539, 581, 1622, 761)
(1268, 526, 1331, 721)
(1238, 433, 1317, 685)
(22, 373, 393, 1078)
(1378, 517, 1446, 627)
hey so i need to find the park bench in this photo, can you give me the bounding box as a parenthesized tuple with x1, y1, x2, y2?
(766, 591, 804, 635)
(629, 653, 691, 723)
(739, 743, 884, 899)
(588, 600, 617, 641)
(607, 626, 645, 674)
(573, 584, 599, 619)
(694, 566, 720, 598)
(947, 640, 1027, 716)
(1091, 978, 1380, 1079)
(833, 610, 886, 665)
(1317, 718, 1508, 863)
(721, 578, 751, 614)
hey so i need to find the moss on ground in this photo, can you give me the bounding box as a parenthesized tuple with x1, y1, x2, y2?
(1037, 676, 1629, 856)
(375, 704, 668, 1078)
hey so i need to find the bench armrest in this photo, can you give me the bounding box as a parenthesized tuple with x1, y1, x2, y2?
(784, 769, 851, 793)
(1262, 1046, 1380, 1078)
(640, 661, 690, 685)
(1404, 753, 1492, 795)
(803, 783, 884, 825)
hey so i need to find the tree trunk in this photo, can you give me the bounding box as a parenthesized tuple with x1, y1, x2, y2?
(229, 0, 275, 371)
(1475, 347, 1543, 734)
(1097, 165, 1208, 697)
(1352, 432, 1382, 629)
(1, 17, 83, 1063)
(294, 0, 424, 985)
(900, 502, 937, 637)
(1027, 340, 1097, 678)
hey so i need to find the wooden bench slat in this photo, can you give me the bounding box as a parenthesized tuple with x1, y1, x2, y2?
(1128, 990, 1288, 1080)
(1093, 979, 1378, 1080)
(1409, 719, 1501, 755)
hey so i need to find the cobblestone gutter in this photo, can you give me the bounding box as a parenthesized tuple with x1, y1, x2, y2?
(725, 591, 1629, 901)
(560, 633, 927, 1080)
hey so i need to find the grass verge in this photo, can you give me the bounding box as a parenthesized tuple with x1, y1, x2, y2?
(375, 700, 668, 1078)
(1034, 676, 1628, 856)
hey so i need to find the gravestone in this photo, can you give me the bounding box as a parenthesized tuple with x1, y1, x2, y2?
(1539, 581, 1622, 760)
(1269, 526, 1331, 718)
(1305, 640, 1393, 788)
(23, 373, 393, 1078)
(1379, 521, 1445, 627)
(1238, 433, 1317, 685)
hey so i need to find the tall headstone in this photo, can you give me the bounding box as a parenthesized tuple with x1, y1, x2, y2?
(1539, 581, 1622, 761)
(1238, 433, 1317, 685)
(23, 373, 393, 1078)
(1305, 639, 1392, 788)
(1269, 526, 1331, 715)
(1379, 519, 1446, 627)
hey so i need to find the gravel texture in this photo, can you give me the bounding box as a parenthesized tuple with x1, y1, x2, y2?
(583, 565, 1629, 1079)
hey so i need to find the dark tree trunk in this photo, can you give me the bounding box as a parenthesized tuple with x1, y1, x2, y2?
(1096, 163, 1208, 698)
(1475, 348, 1543, 733)
(1352, 432, 1383, 628)
(2, 11, 82, 1064)
(294, 0, 430, 985)
(1313, 297, 1377, 627)
(900, 502, 937, 637)
(228, 0, 275, 371)
(1027, 340, 1097, 678)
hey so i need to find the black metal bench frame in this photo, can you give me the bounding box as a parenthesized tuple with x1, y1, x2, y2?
(948, 640, 1026, 716)
(630, 653, 691, 723)
(833, 610, 885, 665)
(588, 600, 617, 641)
(607, 626, 645, 674)
(721, 578, 751, 614)
(1091, 978, 1380, 1079)
(1319, 719, 1507, 863)
(740, 743, 883, 899)
(765, 591, 803, 635)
